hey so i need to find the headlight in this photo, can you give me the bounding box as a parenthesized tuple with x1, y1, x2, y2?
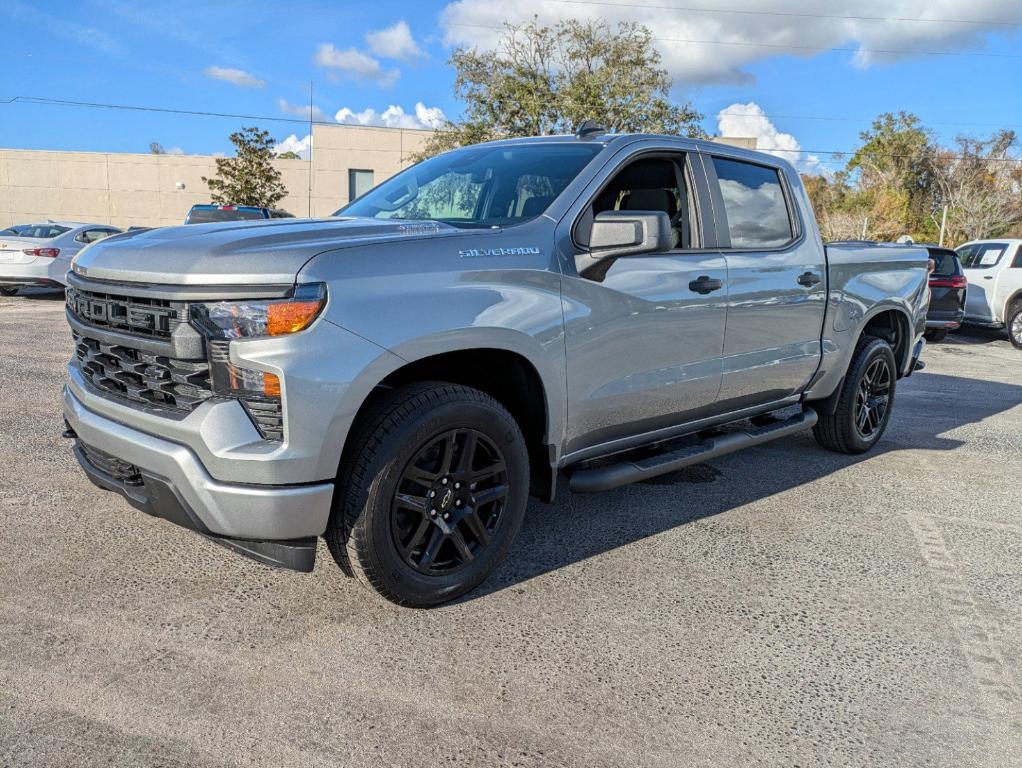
(190, 282, 327, 339)
(188, 283, 326, 442)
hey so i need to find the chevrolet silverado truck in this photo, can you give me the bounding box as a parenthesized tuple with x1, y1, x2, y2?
(62, 130, 929, 606)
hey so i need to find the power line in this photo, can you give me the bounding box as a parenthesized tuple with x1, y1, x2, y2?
(447, 21, 1022, 59)
(544, 0, 1019, 27)
(2, 95, 1019, 163)
(8, 93, 1018, 131)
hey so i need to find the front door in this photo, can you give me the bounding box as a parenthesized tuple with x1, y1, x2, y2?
(559, 150, 728, 455)
(703, 154, 827, 410)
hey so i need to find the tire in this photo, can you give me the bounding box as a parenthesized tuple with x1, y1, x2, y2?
(325, 382, 529, 607)
(1008, 301, 1022, 350)
(923, 329, 947, 343)
(813, 337, 897, 455)
(0, 287, 18, 297)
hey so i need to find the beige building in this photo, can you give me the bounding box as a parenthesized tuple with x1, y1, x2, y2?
(0, 123, 433, 229)
(0, 126, 755, 229)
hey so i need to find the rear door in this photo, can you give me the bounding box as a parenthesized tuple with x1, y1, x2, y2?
(704, 154, 827, 410)
(958, 242, 1011, 321)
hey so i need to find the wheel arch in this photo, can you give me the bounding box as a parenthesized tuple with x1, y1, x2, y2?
(339, 339, 561, 502)
(807, 305, 914, 416)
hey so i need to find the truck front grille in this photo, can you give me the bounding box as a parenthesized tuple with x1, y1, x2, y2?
(66, 286, 186, 340)
(73, 332, 213, 412)
(77, 441, 143, 486)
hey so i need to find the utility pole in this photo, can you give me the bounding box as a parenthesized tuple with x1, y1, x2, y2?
(939, 204, 948, 247)
(307, 80, 314, 218)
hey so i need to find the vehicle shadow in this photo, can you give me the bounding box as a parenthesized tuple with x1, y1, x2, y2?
(948, 326, 1008, 345)
(0, 287, 65, 302)
(466, 371, 1022, 602)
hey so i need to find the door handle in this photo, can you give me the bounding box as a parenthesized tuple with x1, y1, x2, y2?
(798, 271, 822, 287)
(689, 275, 723, 294)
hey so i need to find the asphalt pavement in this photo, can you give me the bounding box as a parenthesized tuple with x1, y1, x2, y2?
(1, 288, 1020, 767)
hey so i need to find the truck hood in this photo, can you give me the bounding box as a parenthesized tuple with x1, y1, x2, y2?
(71, 217, 464, 286)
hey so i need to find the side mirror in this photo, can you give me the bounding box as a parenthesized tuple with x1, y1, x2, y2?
(576, 210, 672, 280)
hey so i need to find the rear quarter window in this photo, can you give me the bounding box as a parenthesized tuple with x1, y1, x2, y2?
(711, 157, 794, 248)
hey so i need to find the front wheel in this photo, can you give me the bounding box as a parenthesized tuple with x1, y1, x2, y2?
(0, 287, 18, 297)
(1008, 301, 1022, 350)
(326, 382, 529, 607)
(813, 337, 897, 455)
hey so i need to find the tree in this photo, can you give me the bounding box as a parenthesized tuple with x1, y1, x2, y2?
(416, 18, 704, 159)
(846, 112, 937, 241)
(276, 150, 301, 160)
(149, 142, 165, 155)
(928, 130, 1022, 244)
(203, 127, 287, 207)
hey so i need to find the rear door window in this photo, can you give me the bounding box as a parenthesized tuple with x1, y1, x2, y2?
(958, 242, 1008, 269)
(711, 157, 794, 249)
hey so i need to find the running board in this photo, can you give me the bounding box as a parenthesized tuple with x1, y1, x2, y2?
(568, 408, 818, 493)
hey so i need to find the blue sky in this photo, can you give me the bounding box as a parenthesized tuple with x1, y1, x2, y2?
(2, 0, 1021, 174)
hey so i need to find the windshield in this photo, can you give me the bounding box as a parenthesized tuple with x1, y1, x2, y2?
(958, 242, 1008, 270)
(185, 207, 265, 224)
(7, 225, 70, 239)
(337, 143, 604, 228)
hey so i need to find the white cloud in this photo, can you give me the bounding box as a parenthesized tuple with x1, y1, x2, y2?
(165, 146, 185, 155)
(273, 134, 312, 160)
(204, 66, 265, 88)
(366, 20, 424, 60)
(278, 98, 326, 122)
(439, 0, 1022, 85)
(334, 102, 446, 130)
(717, 102, 820, 172)
(315, 43, 399, 86)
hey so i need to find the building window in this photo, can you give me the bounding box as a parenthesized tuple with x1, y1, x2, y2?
(348, 169, 374, 201)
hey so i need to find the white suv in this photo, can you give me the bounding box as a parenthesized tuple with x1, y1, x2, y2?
(957, 239, 1022, 349)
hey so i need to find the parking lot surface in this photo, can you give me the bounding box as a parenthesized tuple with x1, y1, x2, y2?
(1, 289, 1020, 767)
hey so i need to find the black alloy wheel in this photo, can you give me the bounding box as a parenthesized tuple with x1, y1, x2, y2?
(392, 428, 508, 576)
(853, 357, 892, 439)
(326, 382, 529, 607)
(813, 336, 897, 455)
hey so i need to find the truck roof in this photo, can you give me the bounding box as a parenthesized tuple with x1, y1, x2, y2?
(467, 131, 798, 172)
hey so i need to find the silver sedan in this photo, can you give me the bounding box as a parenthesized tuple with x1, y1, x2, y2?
(0, 221, 123, 295)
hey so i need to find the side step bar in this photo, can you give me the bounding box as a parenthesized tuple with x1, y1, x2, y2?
(568, 408, 818, 493)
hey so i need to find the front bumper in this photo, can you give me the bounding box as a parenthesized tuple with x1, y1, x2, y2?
(64, 386, 334, 550)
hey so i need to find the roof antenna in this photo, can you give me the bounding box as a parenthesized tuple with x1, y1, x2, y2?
(575, 119, 605, 138)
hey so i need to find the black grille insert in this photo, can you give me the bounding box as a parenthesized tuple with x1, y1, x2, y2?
(77, 441, 143, 486)
(73, 332, 213, 412)
(66, 286, 185, 339)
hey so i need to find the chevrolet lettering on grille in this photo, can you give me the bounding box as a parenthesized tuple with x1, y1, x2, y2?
(67, 288, 176, 336)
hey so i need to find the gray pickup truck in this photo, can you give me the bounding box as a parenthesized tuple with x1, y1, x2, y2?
(63, 130, 929, 606)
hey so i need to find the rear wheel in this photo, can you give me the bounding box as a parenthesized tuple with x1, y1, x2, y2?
(923, 329, 947, 343)
(326, 382, 529, 607)
(813, 337, 897, 455)
(1008, 301, 1022, 350)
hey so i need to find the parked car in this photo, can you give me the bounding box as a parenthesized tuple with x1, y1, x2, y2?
(62, 132, 929, 606)
(923, 246, 967, 342)
(184, 204, 294, 225)
(0, 222, 123, 295)
(957, 239, 1022, 349)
